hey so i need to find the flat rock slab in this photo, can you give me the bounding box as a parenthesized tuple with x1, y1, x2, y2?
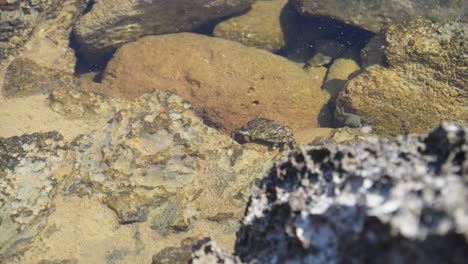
(74, 0, 254, 63)
(97, 33, 330, 132)
(291, 0, 467, 32)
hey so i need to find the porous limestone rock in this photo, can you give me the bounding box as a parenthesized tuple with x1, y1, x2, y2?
(96, 33, 330, 132)
(291, 0, 467, 32)
(4, 91, 278, 263)
(337, 19, 468, 136)
(0, 132, 68, 257)
(67, 91, 276, 226)
(213, 0, 297, 52)
(190, 240, 241, 264)
(73, 0, 255, 64)
(191, 123, 468, 263)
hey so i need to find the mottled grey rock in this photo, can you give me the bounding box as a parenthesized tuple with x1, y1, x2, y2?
(291, 0, 467, 32)
(231, 123, 468, 263)
(73, 0, 255, 63)
(190, 240, 241, 264)
(0, 132, 68, 257)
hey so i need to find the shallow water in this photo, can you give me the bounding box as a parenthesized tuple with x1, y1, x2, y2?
(0, 0, 466, 263)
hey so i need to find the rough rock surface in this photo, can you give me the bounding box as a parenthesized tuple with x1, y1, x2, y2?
(190, 240, 241, 264)
(0, 0, 60, 58)
(3, 91, 277, 263)
(73, 0, 255, 63)
(213, 0, 297, 52)
(291, 0, 467, 32)
(96, 33, 330, 131)
(67, 91, 275, 226)
(337, 19, 468, 136)
(2, 57, 75, 97)
(48, 87, 125, 120)
(0, 132, 68, 257)
(191, 123, 468, 263)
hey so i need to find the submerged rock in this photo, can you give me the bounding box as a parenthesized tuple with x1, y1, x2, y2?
(96, 33, 330, 131)
(0, 0, 60, 58)
(0, 132, 68, 257)
(337, 19, 468, 136)
(2, 57, 75, 98)
(191, 123, 468, 263)
(48, 87, 125, 120)
(73, 0, 255, 64)
(3, 91, 278, 263)
(67, 92, 275, 226)
(291, 0, 467, 32)
(213, 0, 298, 52)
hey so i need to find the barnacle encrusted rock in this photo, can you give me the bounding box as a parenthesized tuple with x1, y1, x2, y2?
(191, 123, 468, 263)
(0, 132, 68, 257)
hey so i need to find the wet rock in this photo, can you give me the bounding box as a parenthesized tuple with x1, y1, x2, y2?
(0, 132, 68, 257)
(213, 0, 298, 52)
(232, 117, 295, 150)
(306, 40, 346, 67)
(73, 0, 255, 64)
(322, 53, 360, 100)
(190, 240, 241, 264)
(0, 0, 61, 58)
(194, 123, 468, 263)
(48, 87, 125, 120)
(337, 19, 468, 136)
(311, 127, 373, 145)
(97, 33, 330, 131)
(360, 33, 387, 68)
(2, 57, 75, 97)
(152, 237, 204, 264)
(67, 91, 276, 233)
(291, 0, 467, 32)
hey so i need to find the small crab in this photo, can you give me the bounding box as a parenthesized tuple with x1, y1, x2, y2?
(232, 117, 296, 150)
(335, 106, 364, 128)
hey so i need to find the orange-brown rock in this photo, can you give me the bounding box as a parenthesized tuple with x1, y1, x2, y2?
(97, 33, 330, 131)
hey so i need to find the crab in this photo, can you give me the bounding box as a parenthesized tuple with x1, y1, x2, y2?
(335, 106, 364, 128)
(232, 117, 296, 150)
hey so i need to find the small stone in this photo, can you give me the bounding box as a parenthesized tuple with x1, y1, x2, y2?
(213, 0, 298, 52)
(232, 117, 296, 150)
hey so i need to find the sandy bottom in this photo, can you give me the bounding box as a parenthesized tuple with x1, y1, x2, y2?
(13, 190, 238, 263)
(0, 94, 107, 142)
